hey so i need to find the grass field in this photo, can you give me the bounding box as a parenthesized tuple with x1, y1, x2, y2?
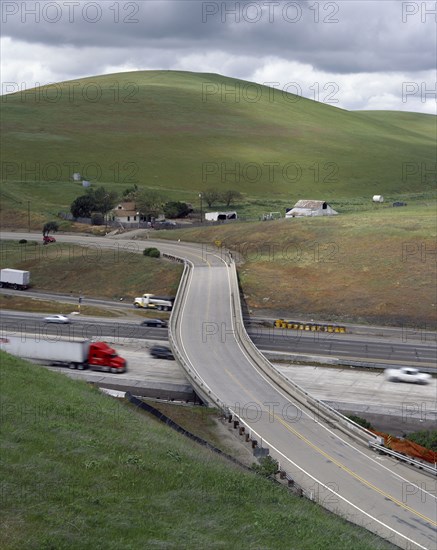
(0, 240, 182, 301)
(0, 353, 395, 549)
(157, 203, 437, 326)
(1, 70, 435, 226)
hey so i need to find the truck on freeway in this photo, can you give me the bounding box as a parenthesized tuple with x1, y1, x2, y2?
(0, 269, 30, 290)
(0, 335, 127, 373)
(133, 293, 174, 311)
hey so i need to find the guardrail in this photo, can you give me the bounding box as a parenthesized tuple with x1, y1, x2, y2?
(226, 257, 378, 448)
(167, 256, 230, 411)
(369, 442, 437, 477)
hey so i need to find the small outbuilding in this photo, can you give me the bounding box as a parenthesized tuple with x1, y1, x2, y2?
(372, 195, 384, 203)
(285, 200, 338, 218)
(205, 211, 237, 222)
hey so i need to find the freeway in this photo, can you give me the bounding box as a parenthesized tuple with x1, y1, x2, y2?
(2, 231, 437, 549)
(1, 308, 436, 368)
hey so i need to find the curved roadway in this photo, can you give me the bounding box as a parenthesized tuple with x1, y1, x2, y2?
(2, 232, 437, 549)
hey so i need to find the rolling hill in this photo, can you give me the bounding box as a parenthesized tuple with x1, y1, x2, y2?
(1, 70, 435, 218)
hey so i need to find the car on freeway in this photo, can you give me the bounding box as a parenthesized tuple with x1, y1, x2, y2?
(43, 314, 71, 324)
(150, 345, 174, 360)
(141, 319, 168, 328)
(384, 367, 431, 385)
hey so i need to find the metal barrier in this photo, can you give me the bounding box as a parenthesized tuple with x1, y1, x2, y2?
(369, 442, 437, 477)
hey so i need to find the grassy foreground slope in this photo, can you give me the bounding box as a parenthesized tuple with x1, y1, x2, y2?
(0, 353, 394, 549)
(1, 70, 435, 223)
(159, 203, 437, 326)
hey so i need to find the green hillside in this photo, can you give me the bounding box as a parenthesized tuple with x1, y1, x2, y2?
(1, 70, 435, 221)
(0, 353, 394, 549)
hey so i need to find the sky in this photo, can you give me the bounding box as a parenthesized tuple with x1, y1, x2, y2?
(1, 0, 436, 113)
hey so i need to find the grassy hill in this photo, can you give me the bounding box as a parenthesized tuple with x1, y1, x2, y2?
(1, 70, 435, 225)
(0, 353, 395, 549)
(157, 203, 437, 326)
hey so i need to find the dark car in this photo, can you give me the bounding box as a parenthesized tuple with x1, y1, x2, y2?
(141, 319, 168, 328)
(150, 345, 174, 360)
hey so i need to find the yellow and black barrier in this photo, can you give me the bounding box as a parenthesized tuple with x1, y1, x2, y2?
(274, 319, 346, 333)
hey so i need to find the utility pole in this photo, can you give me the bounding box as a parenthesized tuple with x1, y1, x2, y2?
(199, 193, 203, 223)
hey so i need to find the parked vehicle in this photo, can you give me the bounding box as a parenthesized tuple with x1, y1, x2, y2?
(0, 335, 127, 373)
(150, 345, 174, 360)
(141, 319, 168, 328)
(0, 269, 30, 290)
(43, 314, 71, 324)
(134, 293, 174, 311)
(384, 367, 431, 385)
(43, 236, 56, 244)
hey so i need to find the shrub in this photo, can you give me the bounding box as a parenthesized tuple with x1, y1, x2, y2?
(251, 455, 279, 478)
(407, 430, 437, 452)
(347, 415, 373, 430)
(18, 239, 27, 244)
(143, 247, 160, 258)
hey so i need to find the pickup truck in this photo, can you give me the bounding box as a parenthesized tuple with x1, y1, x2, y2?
(384, 367, 431, 385)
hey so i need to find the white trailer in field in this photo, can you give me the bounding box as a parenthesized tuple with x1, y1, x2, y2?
(0, 269, 30, 290)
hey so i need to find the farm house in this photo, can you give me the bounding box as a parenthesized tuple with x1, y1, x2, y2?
(285, 200, 338, 217)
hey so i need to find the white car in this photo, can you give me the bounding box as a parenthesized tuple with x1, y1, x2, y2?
(384, 367, 431, 385)
(43, 314, 71, 324)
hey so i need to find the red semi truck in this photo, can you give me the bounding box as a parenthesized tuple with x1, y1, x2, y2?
(0, 335, 127, 373)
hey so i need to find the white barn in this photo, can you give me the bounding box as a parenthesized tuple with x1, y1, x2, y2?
(205, 211, 237, 222)
(285, 200, 338, 217)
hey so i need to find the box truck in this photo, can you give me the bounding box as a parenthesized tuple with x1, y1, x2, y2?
(0, 335, 127, 373)
(0, 269, 30, 290)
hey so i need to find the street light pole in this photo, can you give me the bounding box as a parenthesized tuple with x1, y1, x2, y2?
(199, 193, 203, 223)
(27, 201, 30, 233)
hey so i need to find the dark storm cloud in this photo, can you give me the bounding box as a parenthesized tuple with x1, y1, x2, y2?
(2, 0, 436, 73)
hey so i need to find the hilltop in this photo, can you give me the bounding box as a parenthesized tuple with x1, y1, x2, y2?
(1, 70, 435, 221)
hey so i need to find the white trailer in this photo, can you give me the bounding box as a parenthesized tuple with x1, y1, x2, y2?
(0, 334, 127, 372)
(1, 335, 89, 363)
(0, 269, 30, 290)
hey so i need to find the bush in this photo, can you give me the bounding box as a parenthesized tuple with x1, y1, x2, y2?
(407, 430, 437, 452)
(347, 415, 373, 430)
(18, 239, 27, 244)
(251, 455, 279, 478)
(163, 201, 191, 219)
(143, 247, 160, 258)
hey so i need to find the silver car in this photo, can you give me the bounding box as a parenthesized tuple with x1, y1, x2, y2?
(43, 314, 71, 324)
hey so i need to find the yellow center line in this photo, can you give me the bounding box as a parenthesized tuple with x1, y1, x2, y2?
(273, 412, 437, 527)
(223, 370, 436, 528)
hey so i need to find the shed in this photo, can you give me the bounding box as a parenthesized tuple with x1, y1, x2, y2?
(372, 195, 384, 203)
(285, 200, 338, 218)
(205, 211, 237, 222)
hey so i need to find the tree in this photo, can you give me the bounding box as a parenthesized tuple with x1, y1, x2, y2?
(203, 188, 221, 208)
(70, 194, 96, 218)
(91, 186, 118, 216)
(163, 201, 190, 219)
(42, 221, 59, 237)
(221, 189, 242, 207)
(122, 184, 138, 200)
(135, 190, 165, 221)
